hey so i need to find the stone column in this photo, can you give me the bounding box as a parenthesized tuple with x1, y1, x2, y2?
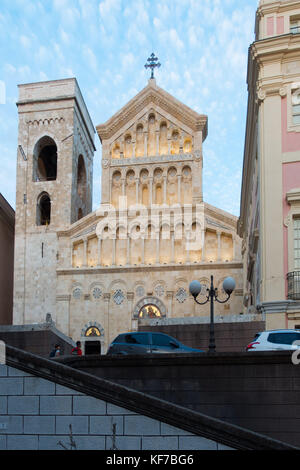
(163, 176, 167, 204)
(144, 132, 147, 157)
(201, 229, 206, 262)
(112, 238, 116, 265)
(149, 178, 153, 206)
(71, 242, 74, 267)
(97, 237, 102, 266)
(126, 236, 131, 265)
(135, 178, 139, 204)
(156, 130, 159, 155)
(103, 293, 111, 352)
(166, 291, 174, 317)
(168, 137, 171, 154)
(83, 239, 87, 267)
(177, 175, 181, 204)
(141, 237, 145, 265)
(171, 231, 175, 263)
(132, 133, 136, 158)
(156, 233, 160, 264)
(109, 177, 112, 204)
(127, 292, 135, 330)
(217, 231, 221, 262)
(232, 234, 236, 261)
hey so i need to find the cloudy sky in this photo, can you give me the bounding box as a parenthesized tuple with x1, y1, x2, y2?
(0, 0, 258, 216)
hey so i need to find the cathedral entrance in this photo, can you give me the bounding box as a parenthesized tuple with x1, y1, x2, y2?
(81, 322, 104, 355)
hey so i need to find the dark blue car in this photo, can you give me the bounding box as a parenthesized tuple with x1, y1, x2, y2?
(107, 331, 204, 355)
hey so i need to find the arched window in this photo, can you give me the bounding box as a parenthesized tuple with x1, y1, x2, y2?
(37, 192, 51, 226)
(34, 136, 57, 181)
(77, 155, 87, 200)
(138, 304, 162, 319)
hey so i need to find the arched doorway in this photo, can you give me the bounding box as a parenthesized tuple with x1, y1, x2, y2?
(81, 322, 104, 355)
(133, 296, 167, 320)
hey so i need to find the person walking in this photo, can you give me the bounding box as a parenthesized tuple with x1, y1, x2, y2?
(71, 341, 82, 356)
(49, 344, 61, 358)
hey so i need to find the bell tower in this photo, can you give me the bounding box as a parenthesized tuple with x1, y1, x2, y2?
(13, 78, 95, 325)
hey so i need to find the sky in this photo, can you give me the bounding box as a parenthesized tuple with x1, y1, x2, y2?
(0, 0, 258, 216)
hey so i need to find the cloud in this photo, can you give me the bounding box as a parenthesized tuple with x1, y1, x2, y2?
(20, 35, 31, 48)
(0, 0, 258, 216)
(83, 46, 98, 71)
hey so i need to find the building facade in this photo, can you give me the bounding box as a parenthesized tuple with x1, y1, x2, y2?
(238, 0, 300, 328)
(13, 76, 243, 352)
(0, 194, 14, 325)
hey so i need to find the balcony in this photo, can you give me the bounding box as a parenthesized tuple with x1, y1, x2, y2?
(290, 26, 300, 34)
(287, 271, 300, 300)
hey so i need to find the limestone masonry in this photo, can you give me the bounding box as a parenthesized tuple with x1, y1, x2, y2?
(13, 75, 243, 352)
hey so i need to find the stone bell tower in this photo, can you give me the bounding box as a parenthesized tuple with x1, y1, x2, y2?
(13, 78, 95, 325)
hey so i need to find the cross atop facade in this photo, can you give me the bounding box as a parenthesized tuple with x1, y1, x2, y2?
(144, 53, 161, 79)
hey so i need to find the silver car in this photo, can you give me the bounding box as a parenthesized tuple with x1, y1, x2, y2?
(246, 329, 300, 351)
(107, 331, 204, 355)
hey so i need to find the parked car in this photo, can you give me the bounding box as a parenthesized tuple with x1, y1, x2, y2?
(107, 331, 204, 355)
(246, 329, 300, 351)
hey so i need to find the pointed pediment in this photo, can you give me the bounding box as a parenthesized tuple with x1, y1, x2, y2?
(96, 79, 207, 143)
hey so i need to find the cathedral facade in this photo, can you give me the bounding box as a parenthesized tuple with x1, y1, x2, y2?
(13, 76, 243, 352)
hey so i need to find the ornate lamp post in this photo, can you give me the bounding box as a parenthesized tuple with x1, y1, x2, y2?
(189, 275, 236, 353)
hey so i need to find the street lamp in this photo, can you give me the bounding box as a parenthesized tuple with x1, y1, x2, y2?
(189, 275, 236, 353)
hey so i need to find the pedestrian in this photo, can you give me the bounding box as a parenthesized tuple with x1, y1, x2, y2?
(49, 344, 61, 358)
(71, 341, 82, 356)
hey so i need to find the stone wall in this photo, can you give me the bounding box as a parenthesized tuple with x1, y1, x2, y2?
(67, 350, 300, 447)
(0, 194, 14, 325)
(0, 362, 236, 450)
(0, 324, 75, 357)
(138, 317, 265, 352)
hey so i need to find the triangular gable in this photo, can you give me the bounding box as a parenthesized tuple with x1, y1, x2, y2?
(96, 79, 207, 143)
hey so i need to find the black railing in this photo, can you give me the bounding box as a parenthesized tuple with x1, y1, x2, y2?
(287, 271, 300, 300)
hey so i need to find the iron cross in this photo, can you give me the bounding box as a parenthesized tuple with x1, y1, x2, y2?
(144, 53, 161, 79)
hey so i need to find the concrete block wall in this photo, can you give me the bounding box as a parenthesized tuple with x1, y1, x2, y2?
(0, 364, 232, 450)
